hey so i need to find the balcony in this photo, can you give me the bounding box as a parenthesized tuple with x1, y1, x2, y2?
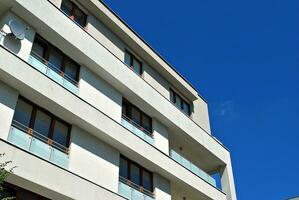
(121, 115, 154, 145)
(170, 150, 217, 187)
(7, 120, 69, 168)
(118, 176, 154, 200)
(28, 51, 79, 94)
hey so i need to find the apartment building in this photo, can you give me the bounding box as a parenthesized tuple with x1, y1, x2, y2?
(0, 0, 236, 199)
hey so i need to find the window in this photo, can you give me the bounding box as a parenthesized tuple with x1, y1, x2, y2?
(31, 39, 46, 61)
(12, 97, 71, 150)
(48, 48, 63, 71)
(130, 163, 140, 186)
(119, 157, 128, 178)
(61, 0, 87, 27)
(122, 99, 152, 133)
(131, 107, 141, 125)
(13, 99, 33, 128)
(1, 183, 50, 200)
(170, 89, 191, 116)
(52, 120, 70, 147)
(142, 170, 153, 192)
(64, 59, 79, 81)
(119, 156, 153, 193)
(33, 110, 52, 139)
(31, 34, 80, 84)
(124, 50, 143, 75)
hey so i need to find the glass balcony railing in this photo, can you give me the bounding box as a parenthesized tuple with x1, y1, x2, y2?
(121, 115, 154, 145)
(28, 51, 79, 94)
(170, 149, 217, 187)
(118, 176, 154, 200)
(7, 120, 69, 168)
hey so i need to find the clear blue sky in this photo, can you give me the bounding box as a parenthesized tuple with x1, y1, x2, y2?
(102, 0, 299, 199)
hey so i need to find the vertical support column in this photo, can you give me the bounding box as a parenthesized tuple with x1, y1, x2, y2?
(153, 174, 171, 200)
(68, 126, 120, 193)
(220, 155, 237, 200)
(192, 99, 211, 134)
(0, 81, 18, 140)
(153, 119, 169, 155)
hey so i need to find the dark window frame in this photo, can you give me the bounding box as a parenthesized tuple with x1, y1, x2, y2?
(170, 89, 191, 116)
(14, 96, 72, 150)
(120, 155, 153, 193)
(3, 182, 50, 200)
(61, 0, 87, 28)
(31, 34, 80, 83)
(122, 99, 152, 134)
(125, 50, 143, 76)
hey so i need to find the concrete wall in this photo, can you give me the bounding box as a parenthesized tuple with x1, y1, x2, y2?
(154, 174, 171, 200)
(85, 0, 212, 135)
(0, 45, 227, 200)
(220, 158, 237, 200)
(0, 1, 236, 199)
(72, 0, 177, 104)
(87, 12, 174, 103)
(0, 140, 125, 200)
(192, 98, 211, 134)
(87, 14, 125, 61)
(143, 62, 170, 99)
(86, 7, 173, 101)
(79, 66, 122, 122)
(48, 0, 212, 137)
(69, 126, 120, 193)
(0, 81, 18, 140)
(11, 0, 221, 166)
(153, 119, 169, 155)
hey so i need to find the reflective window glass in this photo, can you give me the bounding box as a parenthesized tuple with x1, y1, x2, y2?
(48, 48, 63, 71)
(124, 51, 131, 66)
(142, 115, 151, 133)
(13, 99, 33, 128)
(119, 157, 128, 179)
(33, 110, 51, 140)
(142, 170, 152, 192)
(131, 107, 141, 125)
(130, 163, 140, 186)
(132, 58, 142, 75)
(64, 59, 78, 81)
(170, 90, 175, 103)
(183, 101, 190, 115)
(31, 41, 45, 60)
(175, 95, 182, 109)
(61, 0, 72, 16)
(74, 8, 86, 27)
(52, 120, 69, 147)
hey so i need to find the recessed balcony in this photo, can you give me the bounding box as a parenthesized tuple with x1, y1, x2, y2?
(118, 176, 154, 200)
(170, 149, 217, 187)
(121, 115, 154, 145)
(7, 120, 69, 168)
(28, 51, 79, 94)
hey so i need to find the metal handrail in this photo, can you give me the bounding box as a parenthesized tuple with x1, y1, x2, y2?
(30, 51, 79, 86)
(170, 149, 215, 184)
(121, 114, 153, 138)
(12, 120, 69, 154)
(119, 176, 154, 198)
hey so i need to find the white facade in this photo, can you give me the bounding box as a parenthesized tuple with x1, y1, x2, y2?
(0, 0, 236, 200)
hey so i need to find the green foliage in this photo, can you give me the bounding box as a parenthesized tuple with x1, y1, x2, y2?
(0, 153, 15, 200)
